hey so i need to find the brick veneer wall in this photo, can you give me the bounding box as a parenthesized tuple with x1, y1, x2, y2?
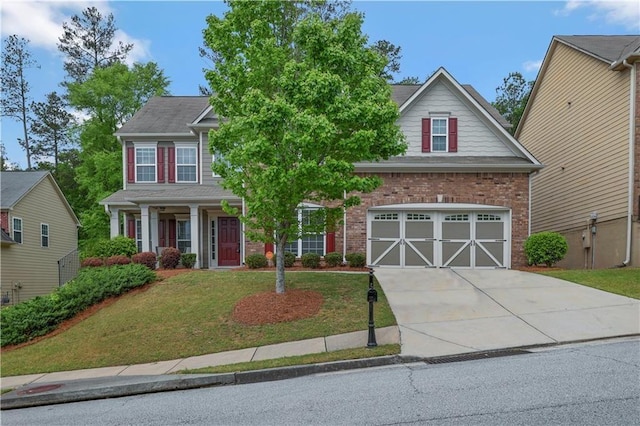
(335, 172, 531, 268)
(0, 212, 8, 233)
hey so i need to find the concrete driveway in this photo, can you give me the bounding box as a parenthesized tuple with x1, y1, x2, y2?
(374, 269, 640, 357)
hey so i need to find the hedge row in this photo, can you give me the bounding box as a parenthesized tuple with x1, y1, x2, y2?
(0, 264, 157, 347)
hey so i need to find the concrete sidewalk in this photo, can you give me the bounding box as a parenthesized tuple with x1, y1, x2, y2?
(374, 268, 640, 358)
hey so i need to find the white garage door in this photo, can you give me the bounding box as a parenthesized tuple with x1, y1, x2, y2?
(368, 207, 509, 269)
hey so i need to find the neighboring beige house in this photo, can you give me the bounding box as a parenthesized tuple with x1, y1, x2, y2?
(517, 35, 640, 269)
(100, 67, 542, 270)
(1, 171, 80, 305)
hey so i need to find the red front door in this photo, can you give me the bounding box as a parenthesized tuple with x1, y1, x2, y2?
(218, 217, 240, 266)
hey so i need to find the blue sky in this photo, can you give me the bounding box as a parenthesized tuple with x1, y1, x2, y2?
(2, 0, 639, 169)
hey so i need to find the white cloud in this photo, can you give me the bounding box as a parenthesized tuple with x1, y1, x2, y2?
(523, 60, 543, 73)
(1, 1, 151, 62)
(559, 1, 640, 31)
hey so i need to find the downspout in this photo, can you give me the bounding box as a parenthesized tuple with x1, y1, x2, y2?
(343, 190, 347, 264)
(622, 59, 635, 266)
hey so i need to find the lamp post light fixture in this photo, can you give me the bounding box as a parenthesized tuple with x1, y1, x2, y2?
(367, 267, 378, 347)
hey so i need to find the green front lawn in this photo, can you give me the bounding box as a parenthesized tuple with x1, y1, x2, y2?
(0, 271, 396, 377)
(536, 268, 640, 299)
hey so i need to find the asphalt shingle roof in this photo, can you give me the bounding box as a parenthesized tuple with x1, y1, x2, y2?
(555, 35, 640, 63)
(115, 96, 211, 135)
(0, 171, 48, 208)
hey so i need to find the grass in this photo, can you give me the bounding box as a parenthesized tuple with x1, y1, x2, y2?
(535, 268, 640, 299)
(0, 271, 396, 377)
(177, 344, 401, 375)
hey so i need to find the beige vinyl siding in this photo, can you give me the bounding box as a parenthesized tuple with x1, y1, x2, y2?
(200, 131, 217, 185)
(519, 42, 630, 233)
(400, 80, 515, 157)
(0, 177, 78, 304)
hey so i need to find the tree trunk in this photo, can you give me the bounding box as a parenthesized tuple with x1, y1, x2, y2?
(275, 235, 286, 294)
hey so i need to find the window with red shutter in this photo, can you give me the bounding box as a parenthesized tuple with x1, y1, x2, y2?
(157, 147, 165, 183)
(448, 117, 458, 153)
(127, 147, 135, 183)
(168, 147, 176, 183)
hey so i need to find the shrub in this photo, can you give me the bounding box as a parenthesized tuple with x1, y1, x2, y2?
(81, 257, 104, 268)
(181, 253, 197, 269)
(301, 252, 321, 268)
(245, 253, 268, 269)
(524, 231, 568, 267)
(273, 251, 296, 268)
(132, 251, 158, 270)
(345, 252, 366, 268)
(0, 264, 156, 347)
(105, 255, 132, 266)
(160, 247, 181, 269)
(94, 236, 138, 258)
(324, 252, 343, 267)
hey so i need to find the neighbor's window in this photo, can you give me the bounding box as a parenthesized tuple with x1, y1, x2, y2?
(12, 217, 22, 244)
(41, 223, 49, 248)
(176, 146, 197, 182)
(284, 208, 325, 256)
(431, 118, 448, 152)
(177, 220, 191, 254)
(136, 147, 156, 182)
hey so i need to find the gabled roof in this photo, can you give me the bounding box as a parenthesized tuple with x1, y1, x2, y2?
(115, 96, 211, 137)
(555, 35, 640, 65)
(0, 171, 80, 225)
(396, 67, 540, 167)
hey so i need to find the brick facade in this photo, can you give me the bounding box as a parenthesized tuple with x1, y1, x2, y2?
(333, 172, 531, 268)
(0, 211, 9, 234)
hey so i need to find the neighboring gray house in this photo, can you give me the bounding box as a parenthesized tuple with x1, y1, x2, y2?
(1, 171, 80, 305)
(101, 67, 541, 270)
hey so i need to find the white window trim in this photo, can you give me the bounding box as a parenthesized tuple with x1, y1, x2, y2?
(284, 204, 326, 257)
(174, 142, 198, 183)
(134, 142, 158, 183)
(176, 218, 191, 253)
(431, 117, 449, 153)
(135, 218, 142, 253)
(41, 223, 49, 248)
(12, 217, 23, 244)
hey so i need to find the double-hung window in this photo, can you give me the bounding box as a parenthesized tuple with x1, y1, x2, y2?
(41, 223, 49, 248)
(431, 118, 448, 152)
(285, 208, 325, 256)
(176, 143, 197, 182)
(12, 217, 22, 244)
(136, 144, 157, 182)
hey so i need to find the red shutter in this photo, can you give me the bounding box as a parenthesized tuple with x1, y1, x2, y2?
(158, 220, 166, 247)
(421, 118, 431, 153)
(168, 219, 176, 248)
(127, 218, 135, 238)
(264, 243, 274, 254)
(127, 147, 135, 183)
(157, 147, 165, 183)
(168, 147, 176, 183)
(448, 117, 458, 153)
(326, 232, 336, 254)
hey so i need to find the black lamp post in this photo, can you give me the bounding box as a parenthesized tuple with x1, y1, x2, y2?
(367, 267, 378, 347)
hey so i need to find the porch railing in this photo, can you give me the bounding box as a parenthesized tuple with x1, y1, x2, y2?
(58, 249, 80, 287)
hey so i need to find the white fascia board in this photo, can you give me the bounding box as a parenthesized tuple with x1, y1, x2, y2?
(354, 162, 544, 173)
(369, 203, 508, 211)
(114, 133, 194, 138)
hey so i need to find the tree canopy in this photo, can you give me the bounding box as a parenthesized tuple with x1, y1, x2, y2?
(492, 71, 534, 134)
(204, 0, 406, 293)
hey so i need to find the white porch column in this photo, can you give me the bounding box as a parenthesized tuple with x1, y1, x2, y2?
(108, 207, 120, 238)
(190, 204, 200, 268)
(140, 204, 150, 252)
(150, 208, 159, 254)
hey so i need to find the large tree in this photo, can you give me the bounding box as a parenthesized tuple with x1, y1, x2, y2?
(30, 92, 75, 169)
(492, 71, 534, 134)
(1, 35, 39, 169)
(67, 62, 170, 246)
(57, 6, 133, 84)
(204, 1, 406, 293)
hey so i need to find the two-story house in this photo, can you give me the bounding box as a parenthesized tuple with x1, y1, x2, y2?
(517, 35, 639, 269)
(1, 171, 80, 305)
(100, 67, 542, 269)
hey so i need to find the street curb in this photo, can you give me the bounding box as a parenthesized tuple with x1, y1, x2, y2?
(1, 356, 417, 410)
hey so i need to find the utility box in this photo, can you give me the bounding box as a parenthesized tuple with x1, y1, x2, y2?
(582, 230, 591, 248)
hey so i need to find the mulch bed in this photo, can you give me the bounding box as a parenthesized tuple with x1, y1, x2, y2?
(232, 289, 324, 325)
